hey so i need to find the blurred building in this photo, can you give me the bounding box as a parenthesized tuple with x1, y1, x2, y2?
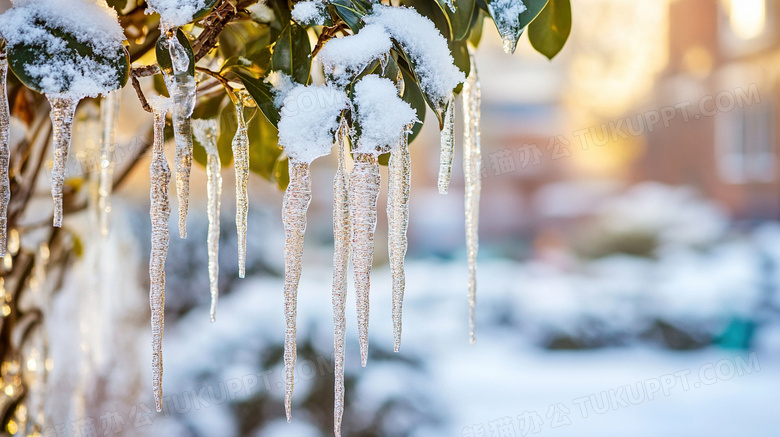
(638, 0, 780, 219)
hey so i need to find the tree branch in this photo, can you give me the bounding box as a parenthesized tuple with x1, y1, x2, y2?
(131, 75, 154, 113)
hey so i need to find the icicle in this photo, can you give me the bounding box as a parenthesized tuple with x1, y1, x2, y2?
(0, 46, 10, 256)
(282, 158, 312, 422)
(350, 152, 380, 367)
(194, 119, 222, 322)
(48, 95, 79, 228)
(437, 100, 455, 194)
(148, 99, 172, 412)
(388, 126, 412, 352)
(332, 119, 350, 437)
(232, 91, 250, 278)
(98, 90, 120, 236)
(462, 55, 481, 345)
(165, 32, 196, 239)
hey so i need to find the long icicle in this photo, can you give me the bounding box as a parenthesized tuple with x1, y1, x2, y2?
(462, 54, 482, 345)
(149, 101, 171, 412)
(48, 95, 79, 228)
(350, 152, 380, 367)
(437, 100, 455, 194)
(388, 127, 412, 352)
(166, 32, 196, 239)
(232, 91, 250, 278)
(283, 158, 312, 422)
(98, 90, 120, 236)
(332, 118, 350, 437)
(194, 119, 222, 322)
(0, 46, 10, 256)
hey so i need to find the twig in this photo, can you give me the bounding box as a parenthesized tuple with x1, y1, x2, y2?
(311, 23, 349, 58)
(192, 1, 239, 61)
(131, 75, 153, 113)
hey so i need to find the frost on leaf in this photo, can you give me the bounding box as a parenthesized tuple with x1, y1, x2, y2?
(486, 0, 528, 54)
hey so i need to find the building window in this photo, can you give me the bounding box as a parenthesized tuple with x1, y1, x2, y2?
(716, 102, 775, 183)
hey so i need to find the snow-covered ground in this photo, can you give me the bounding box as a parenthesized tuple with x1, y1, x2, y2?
(43, 184, 780, 436)
(150, 258, 780, 436)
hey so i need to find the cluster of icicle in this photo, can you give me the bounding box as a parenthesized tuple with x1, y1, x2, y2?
(0, 11, 484, 434)
(143, 23, 255, 411)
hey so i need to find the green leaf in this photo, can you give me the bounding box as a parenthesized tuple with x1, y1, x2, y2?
(218, 21, 271, 62)
(192, 92, 226, 120)
(329, 0, 365, 33)
(399, 66, 426, 144)
(153, 74, 170, 98)
(229, 66, 280, 127)
(449, 40, 470, 93)
(528, 0, 571, 60)
(468, 8, 487, 48)
(213, 103, 238, 167)
(273, 156, 290, 190)
(7, 21, 129, 95)
(447, 0, 476, 40)
(271, 23, 312, 85)
(247, 108, 283, 180)
(106, 0, 127, 14)
(518, 0, 550, 29)
(190, 93, 224, 165)
(191, 0, 220, 22)
(266, 0, 293, 41)
(156, 29, 195, 76)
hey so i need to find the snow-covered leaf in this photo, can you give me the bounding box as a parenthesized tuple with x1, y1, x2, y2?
(404, 0, 452, 40)
(6, 19, 129, 96)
